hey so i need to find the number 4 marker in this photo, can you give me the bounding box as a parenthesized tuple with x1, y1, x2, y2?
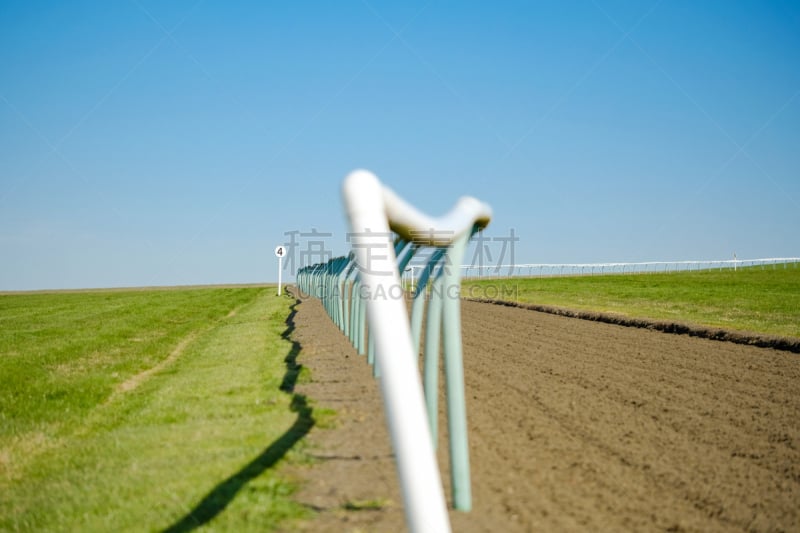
(275, 245, 286, 295)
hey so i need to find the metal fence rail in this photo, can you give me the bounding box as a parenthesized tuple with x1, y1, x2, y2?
(296, 170, 491, 533)
(403, 257, 800, 283)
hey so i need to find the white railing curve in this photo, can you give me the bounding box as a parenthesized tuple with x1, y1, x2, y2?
(297, 169, 492, 533)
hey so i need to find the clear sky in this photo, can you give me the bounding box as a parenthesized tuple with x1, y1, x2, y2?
(1, 0, 798, 290)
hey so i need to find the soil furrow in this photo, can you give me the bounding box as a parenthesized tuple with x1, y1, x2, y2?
(288, 295, 800, 532)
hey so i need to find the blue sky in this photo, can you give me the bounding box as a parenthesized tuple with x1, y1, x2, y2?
(1, 0, 798, 290)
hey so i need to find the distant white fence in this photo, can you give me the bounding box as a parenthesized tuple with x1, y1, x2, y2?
(404, 257, 800, 284)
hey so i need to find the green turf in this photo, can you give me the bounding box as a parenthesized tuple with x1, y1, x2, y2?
(0, 287, 313, 532)
(462, 264, 800, 338)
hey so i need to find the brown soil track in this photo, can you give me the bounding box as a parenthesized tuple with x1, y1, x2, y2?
(469, 298, 800, 354)
(287, 293, 800, 532)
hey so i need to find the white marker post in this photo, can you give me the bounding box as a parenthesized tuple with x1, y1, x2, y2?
(275, 245, 286, 296)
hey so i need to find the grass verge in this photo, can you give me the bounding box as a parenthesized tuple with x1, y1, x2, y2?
(462, 264, 800, 338)
(0, 287, 313, 531)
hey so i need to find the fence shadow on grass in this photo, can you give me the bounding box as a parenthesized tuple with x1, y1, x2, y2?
(162, 298, 313, 533)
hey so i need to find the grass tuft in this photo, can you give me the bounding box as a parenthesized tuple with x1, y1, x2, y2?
(342, 498, 392, 511)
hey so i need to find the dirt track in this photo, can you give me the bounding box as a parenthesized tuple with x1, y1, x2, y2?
(287, 294, 799, 532)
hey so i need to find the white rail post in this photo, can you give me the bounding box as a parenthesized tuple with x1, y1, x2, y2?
(297, 170, 491, 531)
(342, 170, 451, 533)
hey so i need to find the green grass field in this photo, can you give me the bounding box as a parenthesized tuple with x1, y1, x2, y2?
(0, 287, 313, 532)
(3, 266, 797, 530)
(463, 264, 800, 338)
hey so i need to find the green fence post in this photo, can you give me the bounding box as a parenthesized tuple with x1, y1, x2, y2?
(411, 249, 446, 354)
(357, 281, 367, 356)
(424, 261, 445, 446)
(342, 262, 356, 337)
(442, 231, 472, 511)
(351, 278, 360, 350)
(368, 324, 379, 377)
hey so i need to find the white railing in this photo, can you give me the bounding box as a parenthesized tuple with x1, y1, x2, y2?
(403, 257, 800, 283)
(297, 170, 491, 533)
